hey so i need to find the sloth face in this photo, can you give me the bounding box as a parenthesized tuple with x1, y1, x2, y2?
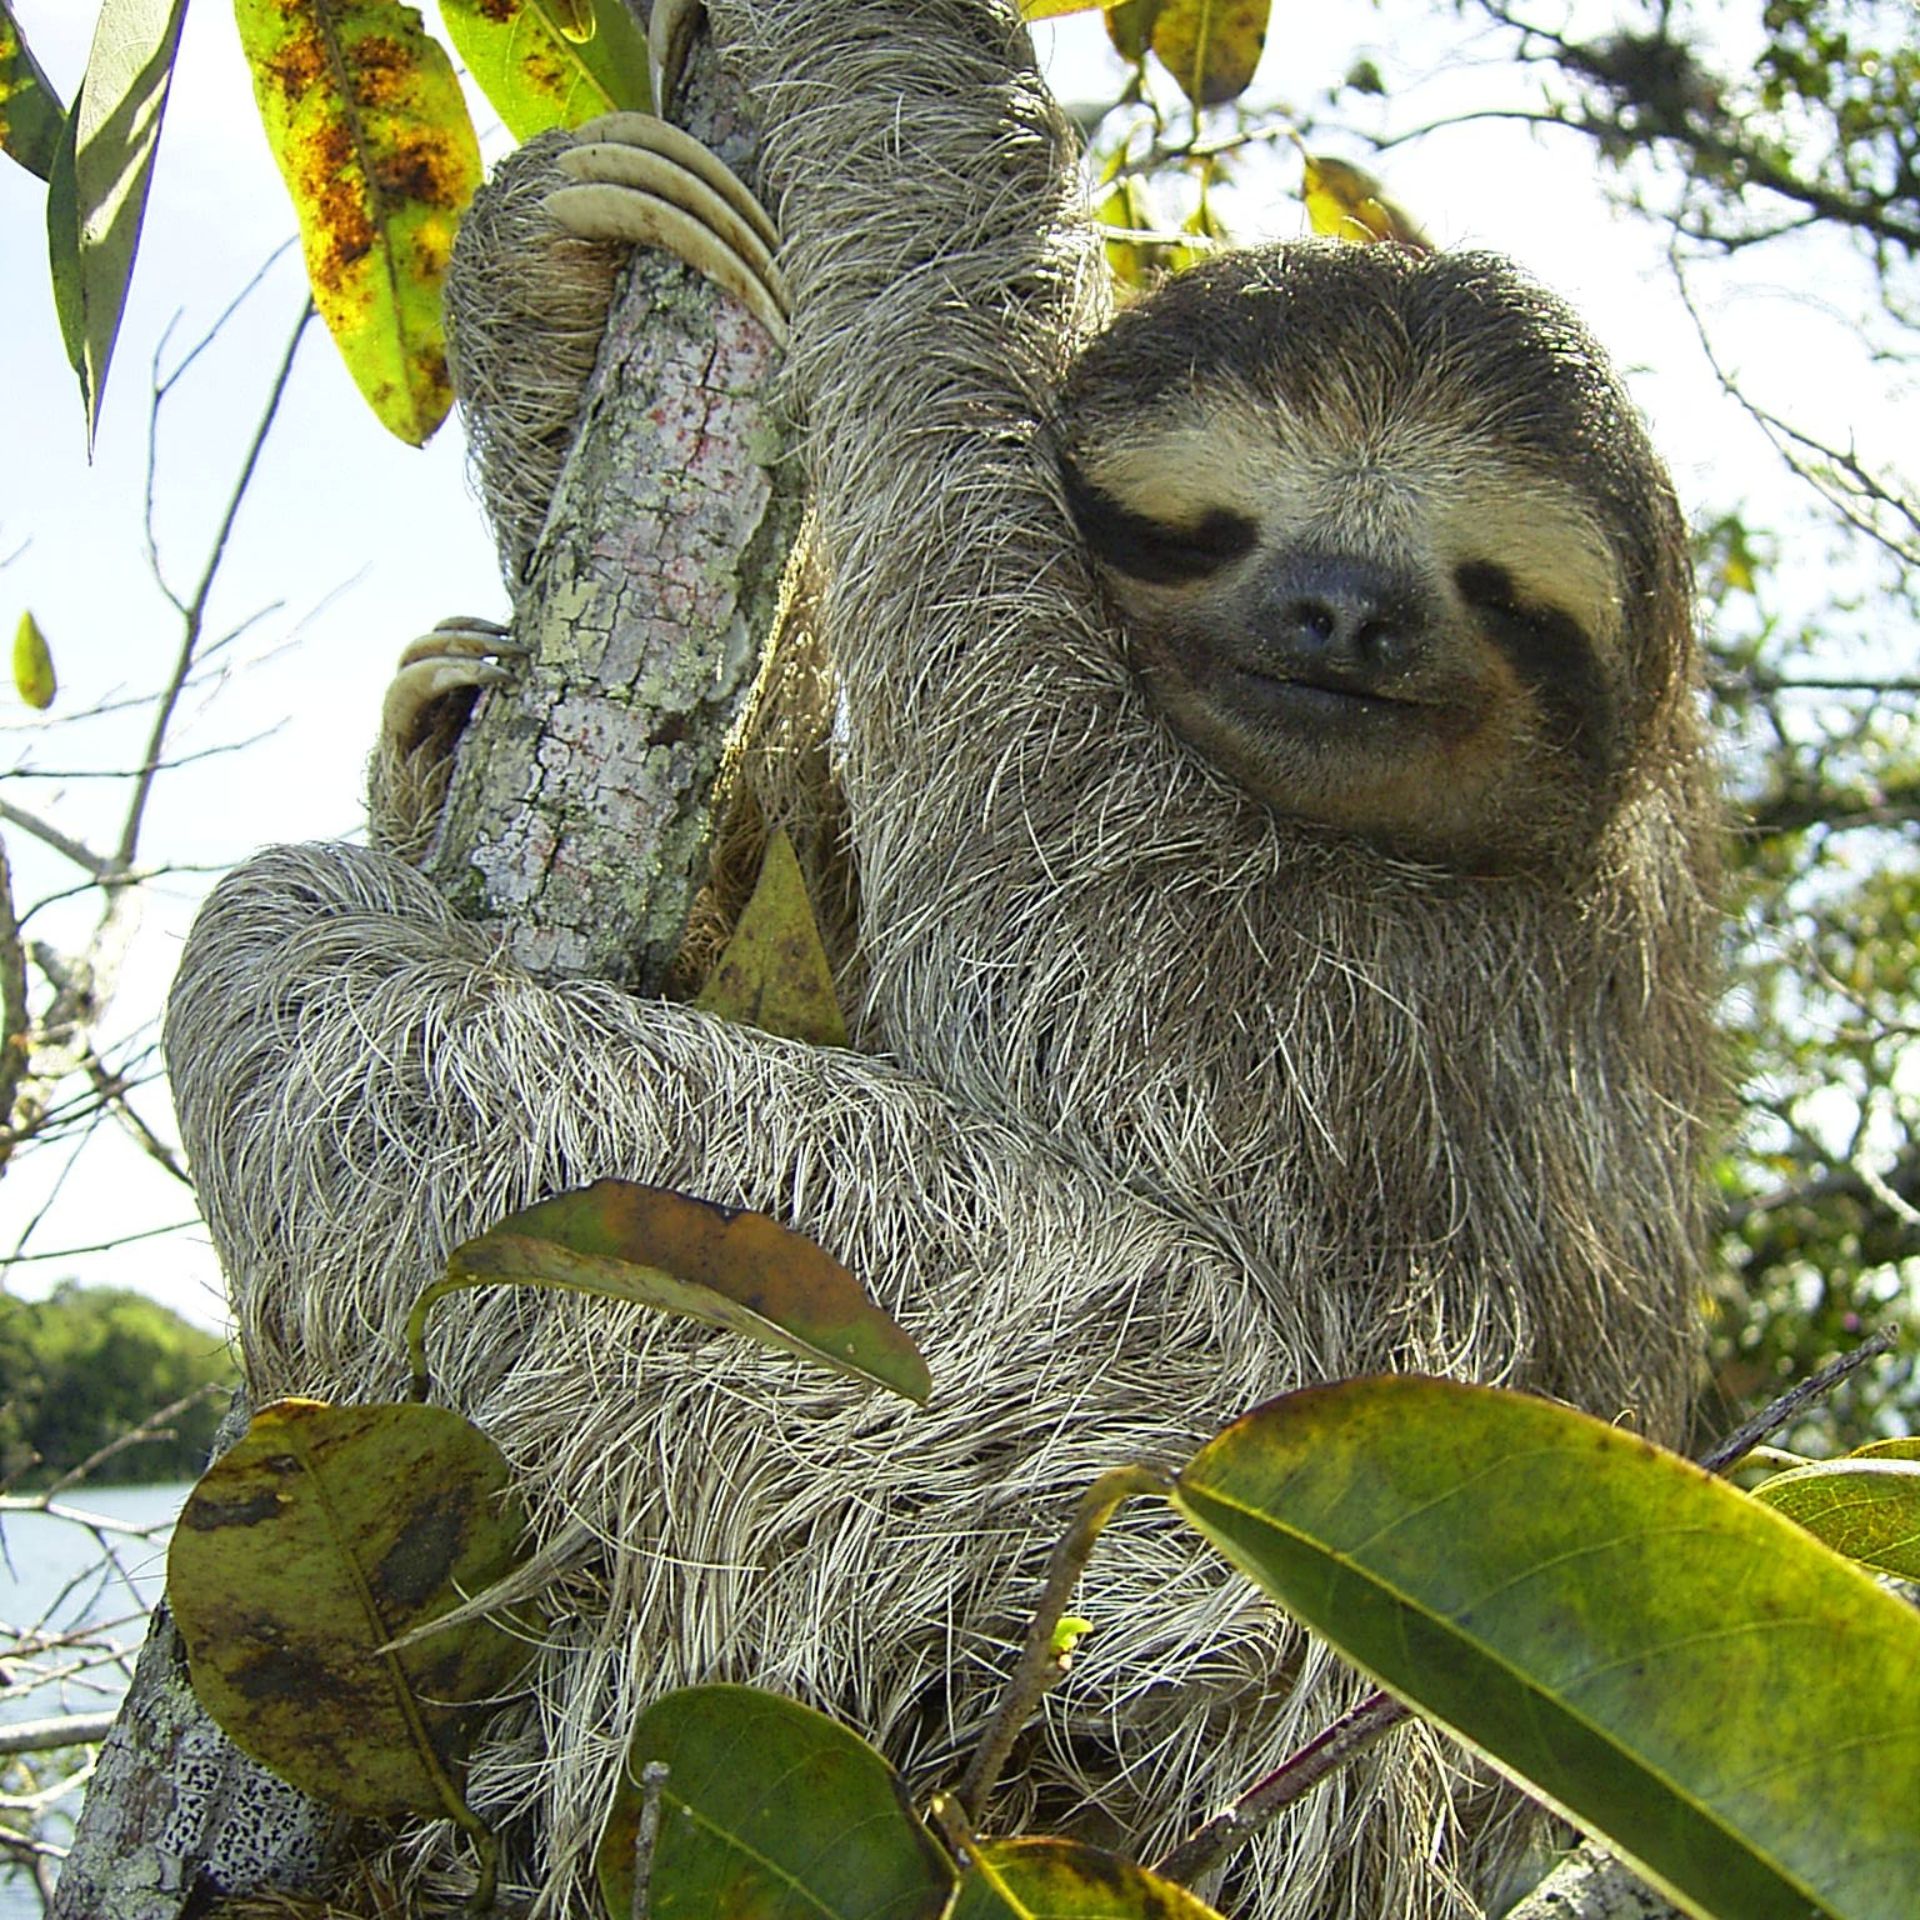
(1059, 244, 1693, 869)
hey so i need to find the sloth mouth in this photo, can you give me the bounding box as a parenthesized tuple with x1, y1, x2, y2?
(1230, 667, 1427, 727)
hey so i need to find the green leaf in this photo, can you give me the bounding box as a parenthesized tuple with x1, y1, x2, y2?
(0, 3, 65, 180)
(167, 1398, 533, 1822)
(1173, 1376, 1920, 1920)
(410, 1178, 930, 1405)
(12, 610, 54, 710)
(598, 1685, 955, 1920)
(1149, 0, 1270, 109)
(437, 0, 651, 142)
(44, 0, 188, 445)
(952, 1839, 1224, 1919)
(694, 827, 849, 1047)
(233, 0, 483, 444)
(1751, 1457, 1920, 1579)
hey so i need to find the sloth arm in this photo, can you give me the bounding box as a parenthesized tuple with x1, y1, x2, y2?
(165, 0, 1094, 1381)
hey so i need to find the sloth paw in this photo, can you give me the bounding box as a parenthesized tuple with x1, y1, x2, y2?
(370, 617, 526, 862)
(547, 112, 789, 347)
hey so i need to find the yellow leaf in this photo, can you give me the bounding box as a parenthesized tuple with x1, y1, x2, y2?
(12, 610, 54, 710)
(1096, 176, 1165, 290)
(1301, 154, 1433, 251)
(694, 827, 849, 1047)
(233, 0, 483, 444)
(1151, 0, 1270, 109)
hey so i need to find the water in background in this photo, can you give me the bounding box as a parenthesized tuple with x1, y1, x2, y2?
(0, 1483, 188, 1918)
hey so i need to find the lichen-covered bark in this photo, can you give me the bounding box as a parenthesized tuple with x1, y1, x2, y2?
(425, 52, 800, 990)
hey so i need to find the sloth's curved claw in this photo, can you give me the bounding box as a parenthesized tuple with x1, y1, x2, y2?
(547, 111, 790, 348)
(381, 617, 526, 761)
(371, 618, 526, 863)
(649, 0, 703, 117)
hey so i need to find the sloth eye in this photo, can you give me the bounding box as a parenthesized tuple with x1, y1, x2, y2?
(1455, 561, 1616, 773)
(1060, 457, 1257, 587)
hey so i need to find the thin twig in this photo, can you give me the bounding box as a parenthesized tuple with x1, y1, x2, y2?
(1699, 1324, 1901, 1474)
(44, 1383, 226, 1497)
(118, 300, 314, 873)
(0, 842, 28, 1169)
(957, 1463, 1169, 1820)
(0, 799, 111, 877)
(630, 1761, 670, 1920)
(1152, 1691, 1410, 1886)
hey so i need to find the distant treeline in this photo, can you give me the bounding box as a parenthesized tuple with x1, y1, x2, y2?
(0, 1283, 238, 1485)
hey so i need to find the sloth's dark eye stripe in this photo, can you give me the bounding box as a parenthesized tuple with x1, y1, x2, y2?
(1455, 562, 1616, 774)
(1060, 457, 1257, 586)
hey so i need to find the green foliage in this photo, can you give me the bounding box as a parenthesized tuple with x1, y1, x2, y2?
(1176, 1378, 1920, 1920)
(45, 0, 188, 447)
(0, 1283, 236, 1483)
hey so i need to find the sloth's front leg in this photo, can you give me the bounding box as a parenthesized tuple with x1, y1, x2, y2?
(368, 108, 791, 859)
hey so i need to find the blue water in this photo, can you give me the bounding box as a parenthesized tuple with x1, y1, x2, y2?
(0, 1484, 188, 1917)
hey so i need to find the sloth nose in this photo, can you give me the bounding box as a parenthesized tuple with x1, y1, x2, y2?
(1253, 554, 1426, 687)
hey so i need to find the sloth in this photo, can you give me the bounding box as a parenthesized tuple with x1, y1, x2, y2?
(162, 2, 1721, 1915)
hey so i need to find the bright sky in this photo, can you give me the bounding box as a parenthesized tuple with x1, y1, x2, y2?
(0, 3, 1909, 1331)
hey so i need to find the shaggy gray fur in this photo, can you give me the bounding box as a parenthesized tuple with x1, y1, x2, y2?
(164, 3, 1719, 1915)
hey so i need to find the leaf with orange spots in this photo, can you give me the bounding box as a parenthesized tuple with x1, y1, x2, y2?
(1150, 0, 1269, 109)
(168, 1398, 532, 1822)
(234, 0, 482, 444)
(45, 0, 188, 447)
(0, 3, 64, 182)
(406, 1178, 930, 1405)
(438, 0, 652, 144)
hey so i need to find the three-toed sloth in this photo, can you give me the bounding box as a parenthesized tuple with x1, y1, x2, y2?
(166, 2, 1720, 1914)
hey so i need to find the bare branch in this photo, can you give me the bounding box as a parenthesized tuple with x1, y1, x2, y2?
(120, 302, 315, 872)
(0, 798, 113, 877)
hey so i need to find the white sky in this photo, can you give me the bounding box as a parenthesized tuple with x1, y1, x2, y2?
(0, 3, 1910, 1331)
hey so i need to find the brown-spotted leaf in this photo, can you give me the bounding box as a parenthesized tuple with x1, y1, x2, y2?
(437, 0, 652, 144)
(1301, 154, 1432, 250)
(694, 826, 848, 1046)
(413, 1179, 929, 1404)
(13, 610, 54, 710)
(45, 0, 188, 444)
(0, 3, 64, 181)
(1151, 0, 1269, 109)
(952, 1838, 1225, 1919)
(167, 1398, 533, 1821)
(234, 0, 482, 443)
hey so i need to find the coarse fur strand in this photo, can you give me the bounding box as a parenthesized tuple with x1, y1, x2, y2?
(164, 2, 1722, 1917)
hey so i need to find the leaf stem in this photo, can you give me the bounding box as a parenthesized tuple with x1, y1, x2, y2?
(1699, 1322, 1900, 1474)
(1151, 1690, 1408, 1888)
(956, 1462, 1169, 1822)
